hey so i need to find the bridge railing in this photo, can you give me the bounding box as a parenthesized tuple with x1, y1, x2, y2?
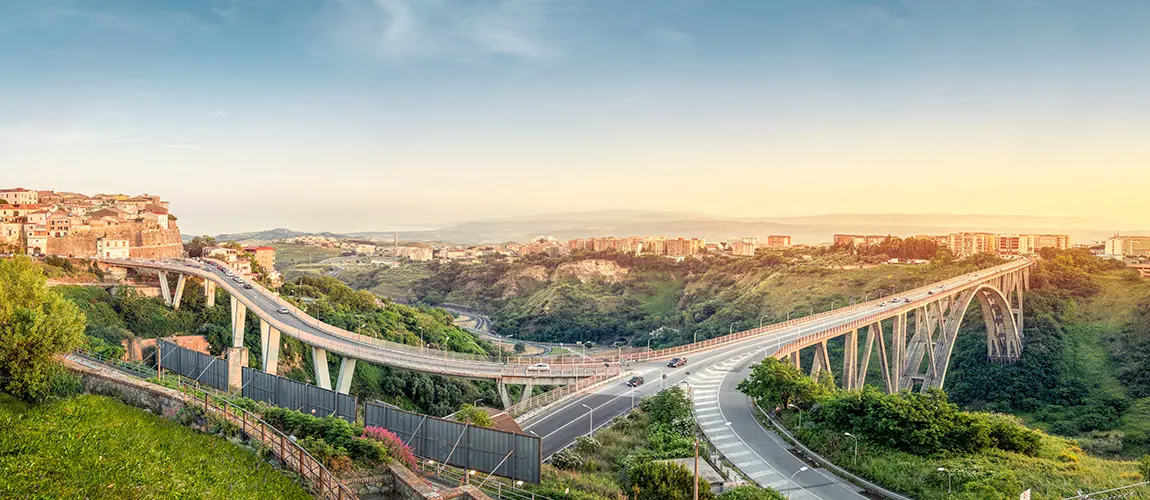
(505, 370, 625, 418)
(623, 259, 1035, 363)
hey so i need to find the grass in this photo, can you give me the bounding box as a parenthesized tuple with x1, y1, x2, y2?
(273, 243, 343, 272)
(773, 410, 1147, 500)
(0, 392, 311, 500)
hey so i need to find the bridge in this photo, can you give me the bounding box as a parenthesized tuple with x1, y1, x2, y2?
(522, 258, 1035, 498)
(97, 258, 616, 408)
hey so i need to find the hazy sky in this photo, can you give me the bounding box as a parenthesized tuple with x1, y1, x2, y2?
(2, 0, 1149, 235)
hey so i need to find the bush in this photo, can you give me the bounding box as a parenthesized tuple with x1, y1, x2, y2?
(719, 485, 786, 500)
(363, 426, 416, 468)
(550, 448, 584, 470)
(42, 367, 83, 402)
(456, 404, 494, 427)
(625, 460, 716, 500)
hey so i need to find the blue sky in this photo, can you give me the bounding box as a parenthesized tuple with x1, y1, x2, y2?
(2, 0, 1149, 234)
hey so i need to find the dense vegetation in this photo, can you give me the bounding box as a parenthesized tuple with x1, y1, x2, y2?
(740, 356, 1147, 498)
(944, 249, 1150, 456)
(0, 392, 311, 499)
(0, 256, 86, 401)
(405, 248, 1000, 347)
(538, 387, 785, 500)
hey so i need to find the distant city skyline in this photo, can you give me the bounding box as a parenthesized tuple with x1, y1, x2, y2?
(3, 1, 1149, 233)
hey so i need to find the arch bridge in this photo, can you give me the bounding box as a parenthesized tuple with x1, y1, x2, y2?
(771, 259, 1033, 392)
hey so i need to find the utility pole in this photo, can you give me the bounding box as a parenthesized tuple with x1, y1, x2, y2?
(693, 437, 699, 500)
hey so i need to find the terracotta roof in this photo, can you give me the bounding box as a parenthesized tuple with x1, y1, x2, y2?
(1, 187, 31, 192)
(245, 246, 276, 251)
(0, 204, 41, 209)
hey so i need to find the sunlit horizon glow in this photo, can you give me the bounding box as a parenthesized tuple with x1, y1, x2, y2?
(2, 1, 1148, 235)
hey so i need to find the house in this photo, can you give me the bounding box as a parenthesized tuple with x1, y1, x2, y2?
(141, 211, 169, 229)
(26, 230, 48, 255)
(244, 246, 276, 271)
(47, 210, 74, 237)
(96, 238, 131, 259)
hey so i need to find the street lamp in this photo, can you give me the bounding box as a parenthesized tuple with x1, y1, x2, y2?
(787, 310, 794, 321)
(581, 403, 594, 436)
(787, 403, 802, 429)
(788, 466, 810, 499)
(694, 330, 702, 343)
(759, 316, 768, 328)
(937, 467, 952, 495)
(729, 322, 737, 335)
(418, 326, 424, 353)
(844, 432, 858, 464)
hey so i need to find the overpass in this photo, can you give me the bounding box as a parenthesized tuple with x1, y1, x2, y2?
(97, 258, 615, 407)
(522, 258, 1035, 498)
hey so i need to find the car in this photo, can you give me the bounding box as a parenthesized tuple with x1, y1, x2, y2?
(277, 307, 290, 314)
(527, 363, 550, 371)
(244, 284, 253, 289)
(233, 277, 244, 283)
(667, 357, 687, 368)
(879, 302, 887, 307)
(903, 298, 911, 303)
(626, 376, 645, 387)
(927, 290, 934, 295)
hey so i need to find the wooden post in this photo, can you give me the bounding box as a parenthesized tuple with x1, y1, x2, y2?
(693, 437, 699, 500)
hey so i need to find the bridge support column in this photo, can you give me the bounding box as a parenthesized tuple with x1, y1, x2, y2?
(171, 274, 186, 309)
(312, 347, 331, 390)
(157, 271, 172, 306)
(789, 351, 800, 370)
(230, 295, 247, 348)
(335, 358, 357, 394)
(497, 379, 511, 409)
(842, 329, 858, 390)
(259, 320, 281, 375)
(227, 346, 249, 391)
(519, 381, 535, 405)
(810, 341, 832, 383)
(204, 280, 217, 307)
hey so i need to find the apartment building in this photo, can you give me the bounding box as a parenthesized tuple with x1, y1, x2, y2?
(1105, 236, 1150, 257)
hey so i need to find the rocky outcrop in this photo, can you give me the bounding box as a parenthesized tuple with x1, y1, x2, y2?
(47, 221, 183, 259)
(552, 259, 629, 284)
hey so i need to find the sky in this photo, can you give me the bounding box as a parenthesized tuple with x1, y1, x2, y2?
(1, 0, 1149, 235)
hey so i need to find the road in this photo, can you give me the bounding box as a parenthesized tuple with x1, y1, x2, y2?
(524, 260, 1031, 499)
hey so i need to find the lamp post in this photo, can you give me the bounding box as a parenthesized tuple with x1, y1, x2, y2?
(844, 432, 859, 464)
(788, 466, 810, 499)
(419, 326, 424, 353)
(581, 403, 593, 437)
(937, 467, 952, 495)
(729, 322, 737, 335)
(759, 316, 768, 328)
(787, 310, 793, 321)
(694, 330, 701, 343)
(787, 403, 802, 429)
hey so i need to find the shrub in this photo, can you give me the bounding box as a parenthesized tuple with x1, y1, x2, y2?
(363, 426, 416, 468)
(456, 404, 494, 427)
(550, 448, 584, 470)
(625, 460, 716, 500)
(719, 485, 786, 500)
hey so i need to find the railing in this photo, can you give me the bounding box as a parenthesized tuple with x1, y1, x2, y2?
(67, 348, 358, 500)
(182, 381, 358, 500)
(416, 458, 549, 500)
(505, 371, 626, 418)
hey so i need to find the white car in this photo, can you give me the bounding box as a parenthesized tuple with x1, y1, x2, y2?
(527, 363, 550, 371)
(277, 307, 290, 314)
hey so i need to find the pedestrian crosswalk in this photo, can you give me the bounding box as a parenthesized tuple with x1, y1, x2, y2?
(688, 352, 818, 499)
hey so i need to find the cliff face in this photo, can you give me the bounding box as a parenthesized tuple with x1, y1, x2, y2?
(47, 222, 183, 259)
(552, 259, 629, 284)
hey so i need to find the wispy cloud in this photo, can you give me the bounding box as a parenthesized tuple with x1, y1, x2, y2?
(321, 0, 560, 61)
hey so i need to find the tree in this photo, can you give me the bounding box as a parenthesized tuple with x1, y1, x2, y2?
(626, 461, 716, 500)
(455, 404, 494, 427)
(718, 485, 786, 500)
(185, 235, 217, 258)
(514, 342, 526, 353)
(738, 357, 825, 410)
(0, 256, 86, 400)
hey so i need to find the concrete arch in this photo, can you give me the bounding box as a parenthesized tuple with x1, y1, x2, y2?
(920, 284, 1021, 390)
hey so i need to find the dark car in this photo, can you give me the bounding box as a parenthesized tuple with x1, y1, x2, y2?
(626, 376, 645, 387)
(667, 358, 687, 368)
(244, 284, 253, 289)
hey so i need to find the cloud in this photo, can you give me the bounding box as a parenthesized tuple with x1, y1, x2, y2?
(322, 0, 560, 61)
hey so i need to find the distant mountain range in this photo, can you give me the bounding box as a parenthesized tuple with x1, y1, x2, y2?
(197, 210, 1145, 245)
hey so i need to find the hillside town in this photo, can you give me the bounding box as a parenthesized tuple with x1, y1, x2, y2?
(0, 187, 182, 259)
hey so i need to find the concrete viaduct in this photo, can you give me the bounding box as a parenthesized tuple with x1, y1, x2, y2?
(97, 258, 616, 408)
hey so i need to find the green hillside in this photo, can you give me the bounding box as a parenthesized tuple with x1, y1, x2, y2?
(0, 392, 310, 499)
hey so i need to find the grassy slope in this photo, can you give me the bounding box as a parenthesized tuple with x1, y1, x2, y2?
(779, 411, 1145, 500)
(0, 393, 310, 499)
(273, 243, 343, 272)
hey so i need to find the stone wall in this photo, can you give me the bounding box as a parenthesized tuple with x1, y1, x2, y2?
(47, 221, 183, 259)
(64, 356, 187, 419)
(346, 465, 491, 500)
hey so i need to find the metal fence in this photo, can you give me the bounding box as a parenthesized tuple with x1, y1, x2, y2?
(365, 402, 541, 484)
(157, 340, 228, 390)
(242, 367, 357, 422)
